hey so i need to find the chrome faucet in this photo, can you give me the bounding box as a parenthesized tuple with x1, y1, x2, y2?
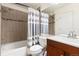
(68, 31, 76, 38)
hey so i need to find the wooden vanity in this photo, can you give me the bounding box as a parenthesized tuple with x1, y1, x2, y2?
(47, 39, 79, 56)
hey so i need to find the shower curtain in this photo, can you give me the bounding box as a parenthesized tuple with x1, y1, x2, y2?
(28, 8, 39, 40)
(28, 8, 49, 40)
(41, 12, 49, 35)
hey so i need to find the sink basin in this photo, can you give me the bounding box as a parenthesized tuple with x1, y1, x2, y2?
(30, 45, 43, 55)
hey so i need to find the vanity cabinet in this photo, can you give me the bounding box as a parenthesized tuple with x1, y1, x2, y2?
(47, 39, 79, 56)
(47, 44, 64, 56)
(47, 39, 64, 56)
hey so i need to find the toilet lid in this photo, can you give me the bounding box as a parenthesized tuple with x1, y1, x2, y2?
(30, 45, 43, 52)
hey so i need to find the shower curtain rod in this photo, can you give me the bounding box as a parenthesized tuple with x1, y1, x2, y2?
(15, 3, 29, 7)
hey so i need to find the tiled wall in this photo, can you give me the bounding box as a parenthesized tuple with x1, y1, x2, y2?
(1, 6, 28, 44)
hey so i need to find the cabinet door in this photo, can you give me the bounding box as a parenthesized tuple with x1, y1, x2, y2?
(47, 45, 64, 56)
(47, 39, 79, 56)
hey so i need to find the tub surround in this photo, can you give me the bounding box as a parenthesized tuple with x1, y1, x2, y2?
(1, 40, 27, 56)
(2, 6, 27, 44)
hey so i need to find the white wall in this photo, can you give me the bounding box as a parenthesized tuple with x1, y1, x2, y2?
(54, 4, 79, 35)
(72, 4, 79, 35)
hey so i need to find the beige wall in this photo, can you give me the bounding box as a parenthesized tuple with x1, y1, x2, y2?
(72, 4, 79, 35)
(1, 6, 28, 44)
(54, 4, 73, 35)
(54, 4, 79, 35)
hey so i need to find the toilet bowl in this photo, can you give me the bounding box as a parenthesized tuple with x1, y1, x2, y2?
(30, 44, 43, 56)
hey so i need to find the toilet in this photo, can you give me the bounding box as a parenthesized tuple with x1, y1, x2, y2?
(30, 44, 43, 56)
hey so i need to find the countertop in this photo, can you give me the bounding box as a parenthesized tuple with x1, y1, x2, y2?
(40, 34, 79, 48)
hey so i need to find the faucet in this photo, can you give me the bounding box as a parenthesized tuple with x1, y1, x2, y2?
(68, 31, 76, 38)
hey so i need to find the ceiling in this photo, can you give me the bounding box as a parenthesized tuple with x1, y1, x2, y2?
(21, 3, 52, 10)
(21, 3, 70, 15)
(43, 3, 69, 15)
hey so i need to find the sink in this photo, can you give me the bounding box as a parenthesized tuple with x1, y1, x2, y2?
(56, 35, 79, 44)
(30, 44, 43, 55)
(58, 34, 68, 37)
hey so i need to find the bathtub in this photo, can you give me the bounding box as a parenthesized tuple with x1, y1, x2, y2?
(1, 40, 27, 56)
